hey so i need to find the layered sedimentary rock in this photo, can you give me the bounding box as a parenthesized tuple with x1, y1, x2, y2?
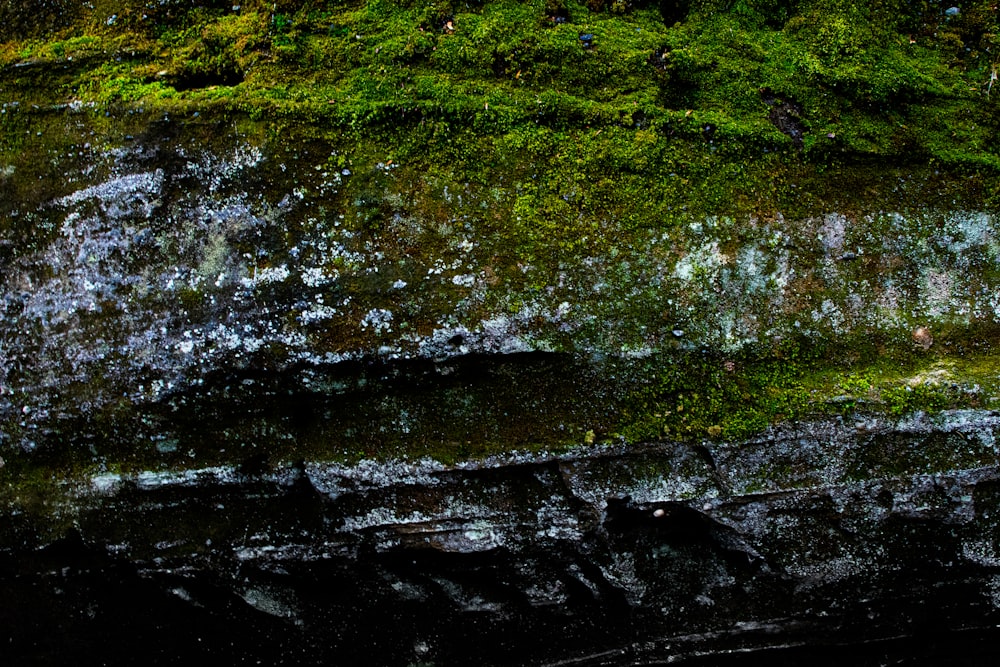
(3, 1, 1000, 664)
(7, 411, 1000, 664)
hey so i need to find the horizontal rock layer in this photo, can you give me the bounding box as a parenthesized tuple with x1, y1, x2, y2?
(2, 118, 999, 454)
(6, 410, 1000, 664)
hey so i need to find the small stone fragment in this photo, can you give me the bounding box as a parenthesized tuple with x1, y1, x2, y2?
(653, 508, 665, 518)
(912, 326, 933, 350)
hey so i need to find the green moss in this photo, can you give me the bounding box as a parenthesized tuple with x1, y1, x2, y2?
(2, 0, 994, 186)
(616, 332, 1000, 443)
(3, 0, 1000, 479)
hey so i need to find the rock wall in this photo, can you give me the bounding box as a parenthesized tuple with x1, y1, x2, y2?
(6, 411, 1000, 664)
(3, 119, 1000, 456)
(3, 1, 1000, 663)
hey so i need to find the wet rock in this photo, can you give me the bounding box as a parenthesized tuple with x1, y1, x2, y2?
(4, 412, 1000, 664)
(762, 89, 805, 148)
(2, 34, 1000, 664)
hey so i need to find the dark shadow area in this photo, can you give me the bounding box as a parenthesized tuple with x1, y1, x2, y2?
(762, 88, 805, 148)
(169, 68, 245, 92)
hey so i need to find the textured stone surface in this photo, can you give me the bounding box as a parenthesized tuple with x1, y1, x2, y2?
(4, 3, 1000, 662)
(5, 411, 1000, 664)
(3, 124, 1000, 454)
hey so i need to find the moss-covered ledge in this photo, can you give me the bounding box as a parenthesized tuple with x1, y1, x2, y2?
(2, 0, 1000, 477)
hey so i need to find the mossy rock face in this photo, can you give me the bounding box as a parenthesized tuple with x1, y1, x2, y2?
(5, 3, 1000, 661)
(1, 0, 999, 471)
(0, 0, 81, 42)
(2, 111, 999, 469)
(5, 413, 1000, 664)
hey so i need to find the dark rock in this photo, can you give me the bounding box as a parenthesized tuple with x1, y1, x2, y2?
(649, 47, 670, 72)
(5, 412, 1000, 664)
(768, 103, 805, 147)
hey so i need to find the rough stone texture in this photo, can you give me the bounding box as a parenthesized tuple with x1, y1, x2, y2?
(5, 411, 1000, 664)
(3, 4, 1000, 662)
(3, 127, 1000, 453)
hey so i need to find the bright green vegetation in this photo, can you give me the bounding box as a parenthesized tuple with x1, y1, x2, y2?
(3, 0, 999, 216)
(2, 0, 997, 268)
(622, 334, 1000, 442)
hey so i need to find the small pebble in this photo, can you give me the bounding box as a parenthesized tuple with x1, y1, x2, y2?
(653, 508, 665, 518)
(912, 326, 933, 350)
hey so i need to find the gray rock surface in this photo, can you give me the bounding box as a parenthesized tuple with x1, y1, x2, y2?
(3, 124, 1000, 453)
